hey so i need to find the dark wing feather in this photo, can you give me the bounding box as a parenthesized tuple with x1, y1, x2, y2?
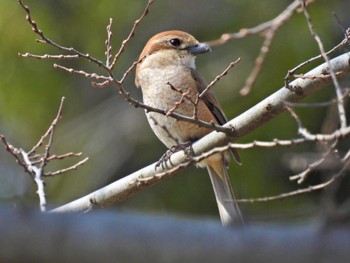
(190, 68, 241, 164)
(190, 68, 227, 125)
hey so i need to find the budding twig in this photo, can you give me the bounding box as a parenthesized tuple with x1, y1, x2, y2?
(105, 18, 113, 67)
(109, 0, 155, 69)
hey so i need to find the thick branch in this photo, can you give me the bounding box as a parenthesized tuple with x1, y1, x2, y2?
(52, 52, 350, 213)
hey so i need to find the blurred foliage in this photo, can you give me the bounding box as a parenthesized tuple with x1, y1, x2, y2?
(0, 0, 349, 223)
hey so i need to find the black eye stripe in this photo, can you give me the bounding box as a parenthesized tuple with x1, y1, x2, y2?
(169, 38, 181, 47)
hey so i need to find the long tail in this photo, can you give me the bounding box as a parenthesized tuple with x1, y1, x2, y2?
(207, 162, 243, 226)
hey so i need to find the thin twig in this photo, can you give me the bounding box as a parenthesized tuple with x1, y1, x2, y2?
(199, 58, 240, 98)
(54, 64, 111, 81)
(237, 178, 335, 203)
(207, 0, 303, 47)
(30, 152, 83, 165)
(301, 0, 347, 128)
(166, 89, 192, 116)
(18, 53, 80, 59)
(210, 0, 304, 95)
(17, 0, 108, 70)
(28, 97, 65, 155)
(105, 18, 113, 67)
(44, 157, 89, 177)
(110, 0, 155, 69)
(240, 27, 275, 96)
(119, 56, 145, 84)
(0, 135, 29, 174)
(238, 154, 350, 203)
(289, 141, 338, 184)
(39, 97, 66, 174)
(284, 35, 350, 88)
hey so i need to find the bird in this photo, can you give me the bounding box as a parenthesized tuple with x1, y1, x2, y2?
(135, 30, 243, 226)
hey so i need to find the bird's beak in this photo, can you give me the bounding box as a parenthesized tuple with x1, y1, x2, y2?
(186, 42, 211, 55)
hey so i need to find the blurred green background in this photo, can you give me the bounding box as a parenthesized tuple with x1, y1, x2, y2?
(1, 0, 349, 223)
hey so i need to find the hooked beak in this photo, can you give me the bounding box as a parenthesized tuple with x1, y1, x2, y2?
(186, 42, 211, 55)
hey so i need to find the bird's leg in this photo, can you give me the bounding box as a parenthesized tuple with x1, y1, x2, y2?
(155, 142, 192, 169)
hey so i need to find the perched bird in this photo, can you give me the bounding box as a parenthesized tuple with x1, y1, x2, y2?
(135, 30, 242, 226)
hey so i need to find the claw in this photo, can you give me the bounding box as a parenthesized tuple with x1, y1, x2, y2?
(155, 142, 192, 169)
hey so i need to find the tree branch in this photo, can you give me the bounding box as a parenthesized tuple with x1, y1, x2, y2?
(52, 52, 350, 213)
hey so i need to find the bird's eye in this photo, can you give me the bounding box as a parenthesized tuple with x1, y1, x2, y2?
(169, 38, 181, 47)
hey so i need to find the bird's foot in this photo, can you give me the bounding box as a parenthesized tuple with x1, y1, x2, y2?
(155, 142, 192, 169)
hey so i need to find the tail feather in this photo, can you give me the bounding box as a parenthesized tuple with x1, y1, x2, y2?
(207, 164, 243, 226)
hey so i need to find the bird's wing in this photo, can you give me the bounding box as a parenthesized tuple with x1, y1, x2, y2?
(190, 68, 227, 125)
(190, 68, 241, 164)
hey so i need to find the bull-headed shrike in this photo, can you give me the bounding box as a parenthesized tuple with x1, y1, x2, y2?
(135, 30, 242, 226)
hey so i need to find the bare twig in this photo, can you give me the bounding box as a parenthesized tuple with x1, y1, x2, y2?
(208, 0, 306, 95)
(165, 82, 198, 117)
(18, 53, 80, 60)
(289, 141, 338, 184)
(0, 135, 29, 174)
(166, 90, 192, 116)
(109, 0, 155, 69)
(237, 176, 337, 203)
(300, 0, 347, 128)
(1, 97, 88, 211)
(240, 28, 275, 96)
(199, 58, 241, 98)
(105, 18, 113, 67)
(284, 34, 350, 91)
(30, 152, 83, 165)
(17, 0, 108, 70)
(119, 56, 145, 84)
(45, 157, 89, 177)
(207, 0, 303, 47)
(238, 153, 350, 203)
(285, 105, 349, 143)
(53, 64, 111, 82)
(28, 97, 65, 155)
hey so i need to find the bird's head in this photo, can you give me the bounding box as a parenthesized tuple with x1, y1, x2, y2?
(137, 30, 210, 70)
(139, 30, 210, 57)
